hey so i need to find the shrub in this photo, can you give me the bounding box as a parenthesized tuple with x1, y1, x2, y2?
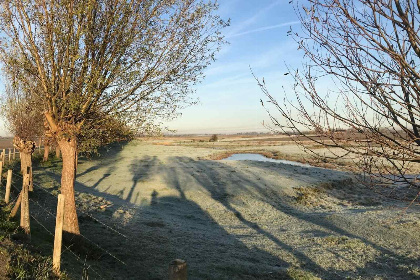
(209, 134, 218, 142)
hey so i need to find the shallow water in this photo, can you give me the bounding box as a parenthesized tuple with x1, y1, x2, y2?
(223, 153, 312, 168)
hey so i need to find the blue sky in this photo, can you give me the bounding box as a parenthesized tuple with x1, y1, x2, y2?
(164, 0, 302, 134)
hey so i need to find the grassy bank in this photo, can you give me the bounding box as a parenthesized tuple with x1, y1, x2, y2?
(0, 152, 67, 279)
(0, 201, 64, 279)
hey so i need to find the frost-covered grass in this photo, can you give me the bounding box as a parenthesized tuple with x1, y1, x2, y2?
(27, 139, 420, 279)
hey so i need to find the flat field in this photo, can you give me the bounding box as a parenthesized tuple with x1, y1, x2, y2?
(0, 137, 14, 149)
(26, 135, 419, 279)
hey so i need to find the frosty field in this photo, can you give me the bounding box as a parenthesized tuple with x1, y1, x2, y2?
(29, 137, 420, 279)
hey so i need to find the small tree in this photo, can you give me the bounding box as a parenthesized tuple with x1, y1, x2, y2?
(0, 0, 227, 234)
(260, 0, 420, 202)
(209, 134, 218, 142)
(1, 81, 43, 187)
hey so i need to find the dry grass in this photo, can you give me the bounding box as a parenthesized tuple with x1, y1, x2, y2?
(287, 267, 322, 280)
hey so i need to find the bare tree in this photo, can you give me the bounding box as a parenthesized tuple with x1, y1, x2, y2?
(0, 0, 227, 234)
(259, 0, 420, 203)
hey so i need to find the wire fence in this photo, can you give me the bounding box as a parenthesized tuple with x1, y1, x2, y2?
(8, 171, 127, 279)
(14, 172, 128, 239)
(0, 143, 48, 164)
(1, 142, 191, 280)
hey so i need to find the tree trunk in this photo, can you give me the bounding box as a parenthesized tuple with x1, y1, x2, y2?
(55, 146, 61, 158)
(43, 144, 50, 161)
(20, 151, 33, 191)
(20, 151, 31, 174)
(58, 138, 80, 234)
(14, 138, 35, 191)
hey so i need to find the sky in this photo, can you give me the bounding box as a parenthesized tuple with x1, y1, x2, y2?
(163, 0, 303, 135)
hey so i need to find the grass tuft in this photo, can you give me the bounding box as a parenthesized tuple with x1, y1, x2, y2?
(287, 267, 322, 280)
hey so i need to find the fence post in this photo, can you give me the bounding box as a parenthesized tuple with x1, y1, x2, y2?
(28, 166, 33, 192)
(2, 149, 5, 163)
(0, 161, 2, 185)
(10, 192, 22, 218)
(20, 173, 30, 235)
(8, 148, 11, 162)
(13, 148, 16, 160)
(1, 152, 3, 166)
(53, 194, 65, 275)
(169, 259, 187, 280)
(5, 170, 12, 203)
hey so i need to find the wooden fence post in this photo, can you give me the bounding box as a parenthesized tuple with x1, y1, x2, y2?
(0, 161, 2, 185)
(28, 166, 33, 192)
(8, 148, 11, 162)
(5, 170, 12, 204)
(10, 192, 22, 218)
(20, 173, 30, 235)
(2, 149, 5, 163)
(13, 148, 16, 160)
(169, 259, 187, 280)
(53, 194, 65, 275)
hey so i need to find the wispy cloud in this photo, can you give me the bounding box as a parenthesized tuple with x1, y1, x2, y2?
(227, 21, 300, 38)
(204, 41, 297, 79)
(226, 0, 282, 37)
(217, 0, 241, 17)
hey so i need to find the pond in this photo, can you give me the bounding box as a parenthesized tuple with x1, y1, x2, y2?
(222, 153, 313, 168)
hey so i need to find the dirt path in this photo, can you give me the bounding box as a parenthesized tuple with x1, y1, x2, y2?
(35, 140, 420, 279)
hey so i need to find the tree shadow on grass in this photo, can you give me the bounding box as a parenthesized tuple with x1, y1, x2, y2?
(77, 141, 131, 177)
(30, 179, 294, 279)
(162, 157, 420, 280)
(163, 157, 334, 278)
(58, 156, 295, 279)
(126, 156, 160, 203)
(84, 193, 293, 280)
(29, 151, 420, 280)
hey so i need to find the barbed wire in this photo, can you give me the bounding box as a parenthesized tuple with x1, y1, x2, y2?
(3, 150, 131, 277)
(29, 210, 103, 279)
(7, 193, 20, 207)
(8, 182, 102, 277)
(13, 173, 128, 239)
(9, 182, 126, 267)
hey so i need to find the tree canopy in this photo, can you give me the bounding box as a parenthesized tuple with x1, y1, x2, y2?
(0, 0, 226, 139)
